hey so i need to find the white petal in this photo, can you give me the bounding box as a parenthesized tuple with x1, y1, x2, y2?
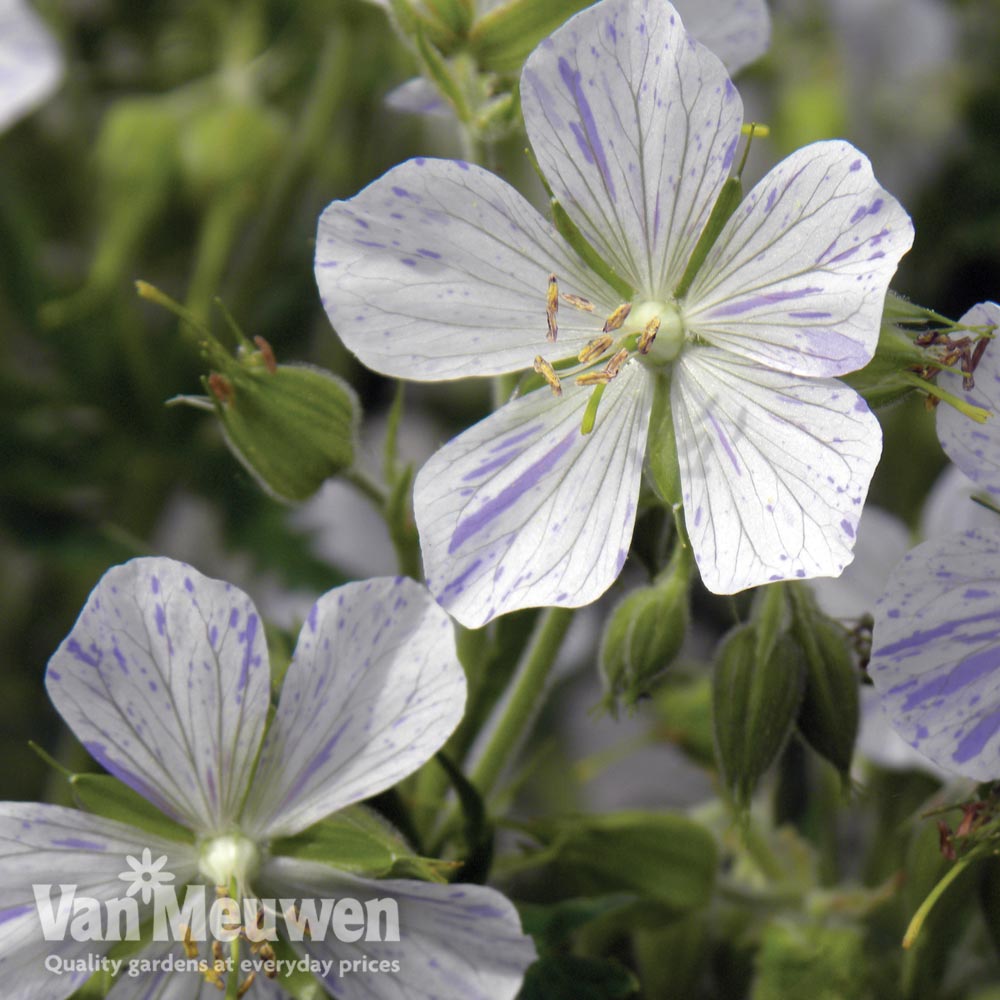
(674, 0, 771, 74)
(415, 363, 654, 628)
(106, 943, 291, 999)
(521, 0, 743, 297)
(808, 505, 911, 620)
(46, 558, 270, 833)
(920, 463, 1000, 540)
(0, 803, 197, 1000)
(243, 578, 465, 839)
(855, 687, 953, 781)
(259, 857, 536, 1000)
(936, 302, 1000, 495)
(869, 527, 1000, 781)
(0, 0, 63, 132)
(315, 158, 616, 380)
(385, 77, 452, 118)
(672, 346, 882, 593)
(685, 141, 914, 377)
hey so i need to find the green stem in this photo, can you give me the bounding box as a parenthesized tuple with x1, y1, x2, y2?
(903, 852, 981, 950)
(342, 466, 389, 508)
(469, 607, 575, 798)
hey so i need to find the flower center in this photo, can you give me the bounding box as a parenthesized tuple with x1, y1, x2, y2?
(533, 280, 688, 432)
(199, 833, 261, 888)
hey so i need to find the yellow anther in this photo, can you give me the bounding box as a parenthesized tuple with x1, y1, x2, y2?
(561, 292, 595, 312)
(603, 302, 632, 333)
(577, 334, 614, 363)
(201, 960, 225, 989)
(638, 316, 660, 354)
(181, 924, 199, 960)
(237, 973, 258, 997)
(534, 355, 563, 396)
(546, 274, 559, 342)
(576, 370, 614, 386)
(604, 348, 630, 377)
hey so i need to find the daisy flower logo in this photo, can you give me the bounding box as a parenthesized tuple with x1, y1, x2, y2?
(314, 0, 913, 628)
(117, 848, 175, 905)
(2, 557, 534, 999)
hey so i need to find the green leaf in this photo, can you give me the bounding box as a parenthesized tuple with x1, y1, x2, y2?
(517, 955, 639, 1000)
(270, 805, 425, 877)
(70, 774, 193, 844)
(518, 895, 638, 944)
(712, 625, 806, 808)
(523, 812, 717, 912)
(470, 0, 596, 74)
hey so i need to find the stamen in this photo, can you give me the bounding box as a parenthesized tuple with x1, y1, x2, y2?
(604, 348, 629, 377)
(577, 334, 614, 363)
(208, 372, 234, 405)
(546, 274, 559, 342)
(603, 302, 632, 333)
(181, 924, 199, 960)
(581, 383, 607, 435)
(237, 973, 257, 998)
(637, 316, 660, 354)
(534, 355, 563, 396)
(576, 370, 614, 386)
(561, 292, 595, 312)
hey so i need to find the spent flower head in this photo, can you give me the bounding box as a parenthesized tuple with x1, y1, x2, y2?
(1, 558, 534, 999)
(315, 0, 913, 627)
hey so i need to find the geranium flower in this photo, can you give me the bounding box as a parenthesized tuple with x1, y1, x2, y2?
(315, 0, 912, 628)
(0, 0, 63, 132)
(0, 558, 535, 999)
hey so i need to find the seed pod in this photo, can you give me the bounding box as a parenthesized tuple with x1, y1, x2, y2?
(600, 547, 691, 712)
(712, 624, 805, 809)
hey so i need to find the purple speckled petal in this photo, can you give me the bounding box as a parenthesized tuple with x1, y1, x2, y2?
(385, 77, 452, 118)
(870, 527, 1000, 782)
(672, 346, 882, 593)
(674, 0, 770, 74)
(46, 558, 270, 833)
(243, 577, 465, 839)
(0, 803, 197, 1000)
(414, 361, 653, 628)
(105, 942, 292, 999)
(314, 158, 617, 380)
(936, 302, 1000, 497)
(258, 857, 536, 1000)
(0, 0, 63, 132)
(521, 0, 742, 298)
(684, 141, 913, 377)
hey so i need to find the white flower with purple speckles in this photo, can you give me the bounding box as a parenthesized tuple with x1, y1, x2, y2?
(314, 0, 913, 628)
(0, 0, 63, 132)
(869, 528, 1000, 781)
(0, 557, 535, 1000)
(936, 301, 1000, 498)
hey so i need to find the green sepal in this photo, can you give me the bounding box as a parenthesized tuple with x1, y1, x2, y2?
(414, 26, 472, 124)
(518, 894, 637, 943)
(752, 582, 791, 666)
(651, 672, 716, 767)
(633, 915, 708, 1000)
(199, 362, 358, 504)
(469, 0, 596, 74)
(518, 955, 639, 1000)
(69, 773, 193, 844)
(645, 374, 682, 507)
(517, 811, 717, 912)
(599, 543, 692, 712)
(549, 198, 635, 302)
(841, 320, 931, 409)
(434, 750, 493, 883)
(674, 176, 743, 300)
(422, 0, 474, 38)
(712, 624, 806, 809)
(787, 584, 859, 780)
(269, 804, 450, 882)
